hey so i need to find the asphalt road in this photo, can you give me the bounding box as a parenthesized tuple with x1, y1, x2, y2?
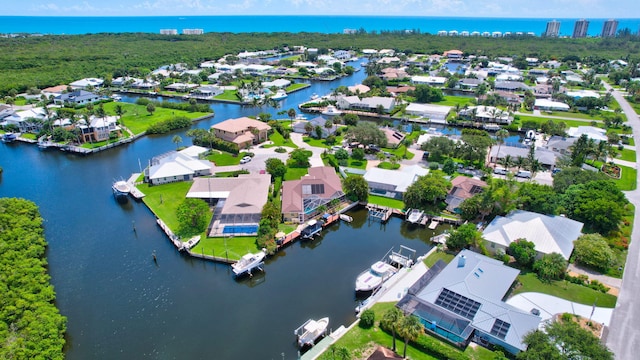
(603, 82, 640, 360)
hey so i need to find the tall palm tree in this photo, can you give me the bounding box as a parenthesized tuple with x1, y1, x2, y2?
(499, 154, 514, 170)
(398, 314, 423, 359)
(172, 135, 182, 150)
(494, 128, 509, 168)
(514, 156, 526, 172)
(381, 307, 403, 352)
(287, 108, 296, 128)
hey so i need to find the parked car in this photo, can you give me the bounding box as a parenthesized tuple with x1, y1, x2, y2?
(331, 145, 343, 151)
(516, 170, 532, 179)
(240, 156, 252, 164)
(493, 167, 507, 175)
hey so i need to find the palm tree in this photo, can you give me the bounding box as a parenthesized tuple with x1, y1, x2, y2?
(499, 154, 514, 170)
(381, 307, 403, 352)
(304, 122, 313, 135)
(514, 156, 526, 172)
(398, 314, 423, 359)
(287, 108, 296, 127)
(172, 135, 182, 150)
(494, 129, 509, 168)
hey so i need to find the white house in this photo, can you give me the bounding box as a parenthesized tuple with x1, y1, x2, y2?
(363, 165, 429, 199)
(411, 76, 447, 86)
(534, 99, 570, 111)
(262, 79, 291, 89)
(405, 103, 452, 123)
(336, 96, 395, 113)
(146, 146, 212, 185)
(566, 126, 608, 142)
(69, 78, 104, 89)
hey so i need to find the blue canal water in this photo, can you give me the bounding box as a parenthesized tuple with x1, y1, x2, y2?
(0, 64, 452, 359)
(1, 16, 639, 37)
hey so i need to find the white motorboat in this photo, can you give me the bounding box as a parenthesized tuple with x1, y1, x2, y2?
(355, 261, 398, 292)
(339, 214, 353, 223)
(112, 180, 131, 198)
(294, 317, 329, 348)
(231, 249, 266, 277)
(406, 208, 424, 224)
(310, 93, 319, 100)
(271, 89, 288, 100)
(321, 105, 342, 116)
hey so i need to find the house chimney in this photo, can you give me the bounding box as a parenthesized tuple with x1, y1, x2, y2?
(458, 254, 466, 268)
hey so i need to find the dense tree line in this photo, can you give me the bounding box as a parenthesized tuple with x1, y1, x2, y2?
(1, 32, 640, 95)
(0, 198, 66, 359)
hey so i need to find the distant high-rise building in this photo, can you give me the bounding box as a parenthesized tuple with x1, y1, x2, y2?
(602, 19, 619, 37)
(182, 29, 204, 35)
(160, 29, 178, 35)
(545, 20, 561, 37)
(572, 19, 589, 38)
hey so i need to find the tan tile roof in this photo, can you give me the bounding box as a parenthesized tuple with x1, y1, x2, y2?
(281, 167, 343, 213)
(211, 117, 271, 133)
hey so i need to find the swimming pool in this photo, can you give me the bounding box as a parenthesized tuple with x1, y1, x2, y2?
(222, 225, 259, 235)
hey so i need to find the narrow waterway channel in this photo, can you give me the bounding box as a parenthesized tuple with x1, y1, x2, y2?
(0, 61, 452, 359)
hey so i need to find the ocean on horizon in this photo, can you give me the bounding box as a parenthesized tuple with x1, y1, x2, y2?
(1, 16, 639, 37)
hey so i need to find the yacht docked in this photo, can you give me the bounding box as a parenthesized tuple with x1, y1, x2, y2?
(321, 105, 342, 116)
(355, 261, 398, 293)
(405, 208, 424, 224)
(1, 132, 17, 143)
(294, 317, 329, 348)
(231, 249, 266, 277)
(270, 89, 288, 100)
(112, 180, 131, 198)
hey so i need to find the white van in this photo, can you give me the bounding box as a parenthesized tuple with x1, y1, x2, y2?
(493, 167, 507, 175)
(516, 170, 532, 179)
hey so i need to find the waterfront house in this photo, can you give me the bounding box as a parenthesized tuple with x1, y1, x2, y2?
(381, 68, 409, 81)
(544, 136, 577, 155)
(2, 107, 48, 133)
(187, 174, 271, 236)
(69, 78, 104, 90)
(164, 83, 199, 92)
(54, 90, 101, 106)
(489, 145, 557, 170)
(457, 78, 485, 90)
(381, 127, 406, 148)
(411, 76, 447, 86)
(459, 106, 511, 124)
(566, 126, 608, 142)
(347, 84, 371, 94)
(405, 103, 452, 123)
(443, 49, 464, 60)
(190, 85, 223, 99)
(534, 99, 570, 111)
(281, 166, 345, 223)
(335, 96, 395, 113)
(445, 176, 487, 213)
(77, 115, 121, 143)
(396, 250, 541, 355)
(363, 165, 429, 199)
(494, 81, 530, 92)
(262, 79, 291, 89)
(146, 146, 211, 185)
(211, 117, 271, 149)
(482, 210, 584, 260)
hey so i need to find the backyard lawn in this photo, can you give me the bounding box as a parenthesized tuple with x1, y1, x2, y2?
(368, 195, 404, 210)
(265, 131, 297, 148)
(423, 251, 455, 268)
(616, 165, 637, 191)
(190, 236, 258, 261)
(434, 95, 475, 108)
(207, 151, 250, 166)
(284, 166, 309, 180)
(214, 90, 242, 102)
(515, 114, 601, 129)
(102, 102, 210, 135)
(618, 148, 636, 162)
(304, 135, 343, 148)
(139, 181, 193, 233)
(286, 83, 309, 92)
(513, 273, 617, 308)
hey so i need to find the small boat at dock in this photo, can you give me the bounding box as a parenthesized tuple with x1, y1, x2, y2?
(294, 317, 329, 348)
(300, 219, 322, 239)
(339, 214, 353, 223)
(231, 249, 266, 277)
(355, 261, 398, 293)
(406, 208, 424, 224)
(321, 105, 342, 116)
(270, 89, 288, 100)
(1, 132, 17, 143)
(112, 180, 131, 198)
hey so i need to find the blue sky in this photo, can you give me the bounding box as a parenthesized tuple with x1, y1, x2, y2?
(8, 0, 640, 17)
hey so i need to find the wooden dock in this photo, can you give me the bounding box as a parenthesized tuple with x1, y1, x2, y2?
(428, 220, 439, 229)
(126, 173, 145, 199)
(366, 204, 395, 222)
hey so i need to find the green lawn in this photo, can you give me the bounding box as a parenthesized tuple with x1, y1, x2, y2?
(347, 158, 367, 169)
(303, 135, 343, 148)
(278, 223, 298, 234)
(102, 102, 210, 134)
(423, 251, 455, 268)
(284, 166, 309, 180)
(207, 151, 250, 166)
(516, 115, 599, 129)
(616, 165, 637, 191)
(285, 83, 309, 92)
(189, 236, 258, 261)
(368, 194, 404, 210)
(618, 148, 636, 162)
(139, 181, 193, 233)
(378, 161, 401, 170)
(21, 133, 37, 140)
(265, 131, 297, 148)
(214, 90, 242, 102)
(435, 95, 475, 108)
(546, 110, 610, 121)
(513, 273, 617, 308)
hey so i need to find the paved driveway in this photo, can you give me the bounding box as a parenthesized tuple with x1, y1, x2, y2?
(506, 292, 614, 327)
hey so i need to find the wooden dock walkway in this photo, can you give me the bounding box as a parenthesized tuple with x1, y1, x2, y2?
(366, 204, 401, 223)
(126, 173, 145, 199)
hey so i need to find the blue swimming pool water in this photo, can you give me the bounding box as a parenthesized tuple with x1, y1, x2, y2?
(223, 225, 259, 234)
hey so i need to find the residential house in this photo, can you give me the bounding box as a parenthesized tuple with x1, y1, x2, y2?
(381, 68, 409, 81)
(211, 117, 271, 148)
(333, 50, 352, 60)
(2, 107, 48, 133)
(457, 78, 485, 90)
(336, 96, 396, 113)
(348, 84, 371, 94)
(386, 85, 415, 96)
(190, 85, 223, 99)
(292, 116, 336, 138)
(54, 90, 101, 106)
(405, 103, 452, 123)
(443, 49, 464, 60)
(534, 99, 570, 111)
(396, 250, 541, 355)
(489, 145, 557, 170)
(482, 210, 584, 260)
(41, 85, 68, 98)
(494, 81, 530, 92)
(262, 79, 291, 89)
(381, 127, 406, 148)
(145, 146, 212, 185)
(459, 106, 511, 124)
(445, 177, 487, 213)
(411, 76, 447, 86)
(77, 115, 121, 143)
(164, 83, 199, 92)
(363, 165, 429, 199)
(566, 126, 608, 142)
(69, 78, 104, 90)
(544, 136, 577, 155)
(186, 174, 271, 236)
(281, 167, 345, 223)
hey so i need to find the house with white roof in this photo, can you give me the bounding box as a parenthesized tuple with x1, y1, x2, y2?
(363, 165, 429, 199)
(397, 249, 541, 355)
(336, 96, 395, 113)
(534, 99, 570, 111)
(459, 106, 511, 124)
(411, 76, 447, 86)
(405, 103, 452, 123)
(146, 146, 211, 185)
(566, 126, 608, 142)
(69, 78, 104, 90)
(54, 90, 101, 106)
(262, 79, 291, 89)
(2, 107, 48, 133)
(565, 90, 600, 99)
(482, 210, 584, 260)
(489, 145, 557, 170)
